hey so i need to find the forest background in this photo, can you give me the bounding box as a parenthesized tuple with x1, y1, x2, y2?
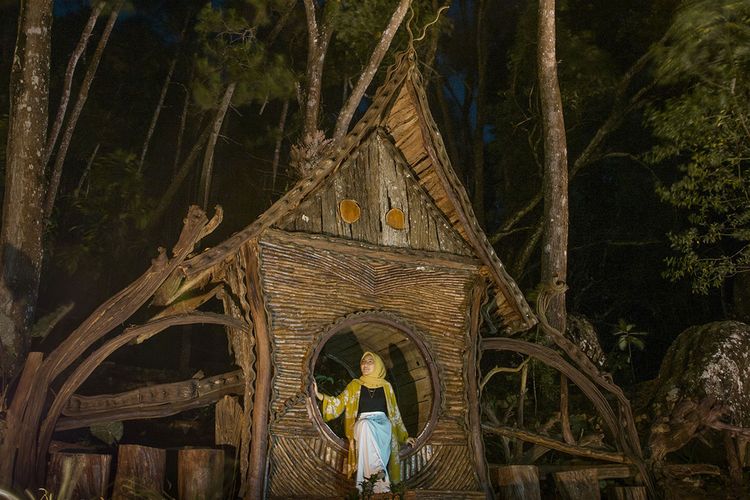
(0, 0, 747, 387)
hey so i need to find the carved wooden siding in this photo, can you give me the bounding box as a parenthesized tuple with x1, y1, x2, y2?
(276, 131, 471, 257)
(256, 230, 482, 497)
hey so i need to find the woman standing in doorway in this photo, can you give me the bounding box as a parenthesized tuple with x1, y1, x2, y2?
(313, 351, 416, 493)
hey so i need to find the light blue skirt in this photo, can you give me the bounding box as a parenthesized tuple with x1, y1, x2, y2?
(353, 411, 392, 492)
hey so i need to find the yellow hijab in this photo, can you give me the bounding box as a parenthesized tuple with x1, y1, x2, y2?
(356, 351, 387, 388)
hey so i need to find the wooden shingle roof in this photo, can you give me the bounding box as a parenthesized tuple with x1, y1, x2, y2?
(180, 50, 536, 333)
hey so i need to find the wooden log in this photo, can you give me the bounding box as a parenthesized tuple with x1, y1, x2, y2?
(46, 452, 111, 499)
(112, 444, 166, 500)
(536, 463, 637, 480)
(177, 448, 224, 500)
(554, 469, 601, 500)
(0, 351, 43, 484)
(494, 465, 541, 500)
(606, 486, 647, 500)
(483, 425, 628, 463)
(215, 395, 243, 447)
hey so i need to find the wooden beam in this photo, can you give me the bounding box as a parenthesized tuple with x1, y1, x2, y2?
(57, 370, 244, 431)
(262, 227, 481, 271)
(467, 280, 493, 498)
(246, 240, 272, 500)
(482, 425, 629, 464)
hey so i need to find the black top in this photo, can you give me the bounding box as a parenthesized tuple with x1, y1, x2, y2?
(357, 385, 387, 415)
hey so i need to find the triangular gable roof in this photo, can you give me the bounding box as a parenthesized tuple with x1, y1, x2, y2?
(180, 51, 536, 333)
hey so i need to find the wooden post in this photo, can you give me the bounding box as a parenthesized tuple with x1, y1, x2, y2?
(177, 448, 224, 500)
(112, 444, 166, 499)
(467, 281, 493, 498)
(246, 243, 273, 499)
(0, 351, 43, 485)
(215, 395, 243, 448)
(607, 486, 647, 500)
(495, 465, 541, 500)
(554, 469, 600, 500)
(46, 452, 111, 499)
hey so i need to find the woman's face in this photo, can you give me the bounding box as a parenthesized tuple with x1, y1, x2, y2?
(360, 355, 375, 376)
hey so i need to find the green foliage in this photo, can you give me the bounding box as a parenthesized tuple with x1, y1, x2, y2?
(646, 0, 750, 293)
(56, 150, 154, 278)
(90, 420, 124, 445)
(192, 0, 296, 109)
(608, 319, 648, 383)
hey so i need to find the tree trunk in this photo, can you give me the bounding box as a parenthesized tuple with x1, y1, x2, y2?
(44, 2, 122, 221)
(271, 99, 289, 192)
(177, 448, 224, 500)
(553, 469, 600, 500)
(472, 0, 488, 227)
(0, 0, 52, 377)
(138, 14, 189, 173)
(495, 465, 541, 500)
(331, 0, 412, 143)
(112, 444, 166, 500)
(43, 1, 103, 167)
(199, 82, 236, 209)
(537, 0, 569, 332)
(46, 452, 112, 500)
(301, 0, 334, 145)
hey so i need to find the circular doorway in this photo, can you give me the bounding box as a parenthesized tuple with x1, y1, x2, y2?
(308, 314, 439, 451)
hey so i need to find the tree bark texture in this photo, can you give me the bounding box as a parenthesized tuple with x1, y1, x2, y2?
(112, 444, 166, 500)
(537, 0, 569, 332)
(177, 448, 224, 500)
(44, 2, 121, 221)
(45, 452, 111, 500)
(0, 0, 52, 377)
(301, 0, 333, 143)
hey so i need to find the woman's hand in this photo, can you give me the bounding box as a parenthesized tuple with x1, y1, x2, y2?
(406, 437, 416, 447)
(312, 380, 324, 401)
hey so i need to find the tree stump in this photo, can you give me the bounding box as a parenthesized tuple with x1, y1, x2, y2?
(112, 444, 166, 499)
(177, 448, 224, 500)
(607, 486, 647, 499)
(554, 469, 600, 500)
(46, 452, 111, 499)
(495, 465, 541, 500)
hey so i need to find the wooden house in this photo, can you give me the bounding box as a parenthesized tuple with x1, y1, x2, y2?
(171, 50, 536, 497)
(3, 51, 653, 500)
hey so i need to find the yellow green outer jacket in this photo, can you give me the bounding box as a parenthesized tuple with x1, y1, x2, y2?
(321, 380, 409, 482)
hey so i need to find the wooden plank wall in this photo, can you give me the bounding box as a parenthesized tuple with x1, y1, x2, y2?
(258, 231, 480, 497)
(276, 132, 471, 257)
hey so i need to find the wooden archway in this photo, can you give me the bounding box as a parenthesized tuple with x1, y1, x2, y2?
(306, 312, 442, 455)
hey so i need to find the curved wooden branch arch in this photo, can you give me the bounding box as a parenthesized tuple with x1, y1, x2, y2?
(482, 337, 654, 497)
(36, 312, 248, 469)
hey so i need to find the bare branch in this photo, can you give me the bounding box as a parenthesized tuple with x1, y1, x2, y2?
(332, 0, 413, 143)
(43, 1, 104, 167)
(44, 2, 122, 221)
(199, 82, 236, 209)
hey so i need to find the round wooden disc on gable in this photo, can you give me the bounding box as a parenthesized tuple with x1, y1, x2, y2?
(338, 199, 361, 224)
(385, 208, 406, 230)
(309, 315, 438, 448)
